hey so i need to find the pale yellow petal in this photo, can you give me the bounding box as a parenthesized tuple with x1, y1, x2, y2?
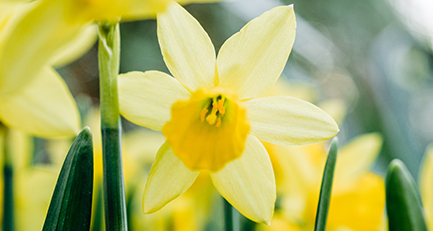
(15, 167, 57, 231)
(9, 129, 33, 170)
(157, 2, 216, 92)
(0, 67, 80, 138)
(420, 144, 433, 229)
(118, 71, 190, 131)
(334, 133, 383, 190)
(245, 96, 339, 146)
(0, 0, 87, 95)
(50, 24, 97, 67)
(217, 5, 296, 99)
(143, 142, 199, 213)
(210, 135, 275, 224)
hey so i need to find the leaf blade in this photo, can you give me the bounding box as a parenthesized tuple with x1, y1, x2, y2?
(314, 138, 339, 231)
(42, 127, 94, 231)
(386, 159, 428, 231)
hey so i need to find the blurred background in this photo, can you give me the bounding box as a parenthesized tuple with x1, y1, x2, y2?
(9, 0, 433, 230)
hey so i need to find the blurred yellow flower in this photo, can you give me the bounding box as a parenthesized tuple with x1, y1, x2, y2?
(14, 167, 57, 231)
(419, 144, 433, 230)
(118, 3, 338, 223)
(259, 133, 385, 231)
(0, 1, 95, 138)
(0, 126, 57, 230)
(1, 0, 223, 96)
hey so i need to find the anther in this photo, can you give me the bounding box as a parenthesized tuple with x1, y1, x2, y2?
(200, 109, 208, 122)
(200, 95, 226, 127)
(216, 118, 221, 127)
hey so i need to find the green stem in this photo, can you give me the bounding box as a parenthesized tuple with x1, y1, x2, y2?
(98, 22, 128, 231)
(2, 126, 14, 231)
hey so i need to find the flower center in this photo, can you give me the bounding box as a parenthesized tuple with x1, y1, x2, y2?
(200, 95, 226, 127)
(162, 88, 250, 171)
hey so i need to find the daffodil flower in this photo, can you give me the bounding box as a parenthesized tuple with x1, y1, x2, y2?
(0, 1, 90, 138)
(262, 133, 385, 230)
(1, 0, 222, 96)
(118, 3, 338, 223)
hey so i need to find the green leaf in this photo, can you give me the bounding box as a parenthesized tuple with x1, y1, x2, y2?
(386, 159, 428, 231)
(42, 127, 93, 231)
(314, 138, 338, 231)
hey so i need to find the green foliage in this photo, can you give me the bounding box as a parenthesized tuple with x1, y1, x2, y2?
(42, 127, 93, 231)
(314, 138, 339, 231)
(386, 159, 428, 231)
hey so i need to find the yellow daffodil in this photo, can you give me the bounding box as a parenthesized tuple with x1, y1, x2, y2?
(118, 3, 339, 223)
(260, 133, 385, 231)
(1, 0, 222, 96)
(0, 0, 97, 138)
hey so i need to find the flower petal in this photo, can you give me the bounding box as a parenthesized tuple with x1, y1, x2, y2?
(245, 96, 339, 146)
(0, 0, 87, 95)
(217, 5, 296, 99)
(118, 71, 190, 131)
(50, 24, 97, 67)
(210, 135, 275, 224)
(143, 142, 199, 213)
(420, 144, 433, 229)
(334, 133, 383, 189)
(0, 67, 80, 138)
(15, 168, 57, 231)
(157, 2, 216, 92)
(67, 0, 172, 22)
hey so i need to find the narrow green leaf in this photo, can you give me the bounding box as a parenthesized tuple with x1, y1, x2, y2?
(42, 127, 93, 231)
(386, 159, 428, 231)
(314, 138, 338, 231)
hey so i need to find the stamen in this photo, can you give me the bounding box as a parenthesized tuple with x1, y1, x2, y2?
(215, 118, 221, 127)
(200, 95, 227, 127)
(200, 108, 208, 122)
(206, 113, 217, 125)
(218, 99, 225, 115)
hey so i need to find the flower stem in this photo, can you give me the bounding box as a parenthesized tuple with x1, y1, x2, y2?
(98, 22, 128, 231)
(1, 125, 14, 231)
